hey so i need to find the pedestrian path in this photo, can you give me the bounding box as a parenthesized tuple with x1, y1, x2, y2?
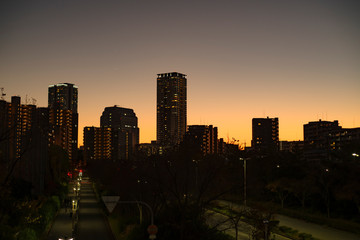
(47, 183, 76, 240)
(77, 179, 114, 240)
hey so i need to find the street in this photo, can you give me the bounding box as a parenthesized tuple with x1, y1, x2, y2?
(216, 200, 360, 240)
(274, 214, 360, 240)
(206, 209, 291, 240)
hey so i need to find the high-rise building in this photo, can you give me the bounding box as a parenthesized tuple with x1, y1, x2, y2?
(303, 119, 341, 161)
(48, 83, 78, 112)
(252, 117, 279, 152)
(186, 125, 218, 156)
(48, 83, 78, 162)
(83, 127, 112, 164)
(101, 106, 139, 160)
(157, 72, 187, 146)
(0, 96, 49, 195)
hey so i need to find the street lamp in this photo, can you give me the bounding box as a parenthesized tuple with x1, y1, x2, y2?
(263, 219, 269, 240)
(192, 159, 199, 189)
(239, 158, 247, 207)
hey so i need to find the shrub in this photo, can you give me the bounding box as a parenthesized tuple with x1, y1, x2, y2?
(17, 228, 37, 240)
(299, 233, 314, 240)
(0, 224, 15, 240)
(51, 195, 60, 210)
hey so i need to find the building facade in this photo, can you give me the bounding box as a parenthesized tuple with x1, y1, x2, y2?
(329, 127, 360, 151)
(304, 120, 343, 161)
(100, 106, 139, 160)
(83, 127, 112, 164)
(48, 83, 78, 112)
(157, 72, 187, 146)
(0, 96, 49, 195)
(48, 83, 78, 162)
(186, 125, 218, 156)
(279, 140, 304, 153)
(252, 117, 279, 152)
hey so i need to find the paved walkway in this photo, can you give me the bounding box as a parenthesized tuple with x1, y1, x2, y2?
(47, 177, 114, 240)
(77, 179, 114, 240)
(47, 182, 77, 240)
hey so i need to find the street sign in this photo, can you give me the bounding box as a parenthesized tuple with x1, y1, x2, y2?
(147, 224, 158, 239)
(102, 196, 120, 213)
(147, 224, 158, 234)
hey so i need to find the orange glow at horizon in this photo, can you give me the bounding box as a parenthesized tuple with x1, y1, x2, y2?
(1, 1, 359, 148)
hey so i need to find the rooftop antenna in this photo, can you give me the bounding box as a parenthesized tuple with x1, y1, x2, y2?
(0, 88, 6, 100)
(31, 97, 37, 105)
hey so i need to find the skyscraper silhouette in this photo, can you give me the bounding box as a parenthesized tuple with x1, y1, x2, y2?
(48, 83, 78, 162)
(157, 72, 187, 146)
(100, 106, 139, 160)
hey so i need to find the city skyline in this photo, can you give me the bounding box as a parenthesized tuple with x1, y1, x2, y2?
(1, 0, 359, 146)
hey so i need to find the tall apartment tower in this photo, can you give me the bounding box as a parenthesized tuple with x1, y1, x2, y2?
(48, 83, 78, 162)
(0, 96, 49, 195)
(100, 106, 139, 160)
(252, 117, 279, 152)
(48, 83, 78, 112)
(157, 72, 187, 146)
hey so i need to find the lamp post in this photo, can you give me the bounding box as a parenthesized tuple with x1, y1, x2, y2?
(192, 159, 199, 189)
(118, 200, 156, 239)
(239, 158, 247, 207)
(263, 219, 269, 240)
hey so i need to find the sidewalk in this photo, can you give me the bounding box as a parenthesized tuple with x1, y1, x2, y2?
(76, 178, 114, 240)
(47, 182, 77, 240)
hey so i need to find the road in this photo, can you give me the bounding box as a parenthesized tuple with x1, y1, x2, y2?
(206, 209, 290, 240)
(47, 177, 114, 240)
(274, 214, 360, 240)
(216, 200, 360, 240)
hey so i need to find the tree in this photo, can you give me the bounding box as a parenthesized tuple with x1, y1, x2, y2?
(88, 147, 236, 240)
(266, 178, 291, 208)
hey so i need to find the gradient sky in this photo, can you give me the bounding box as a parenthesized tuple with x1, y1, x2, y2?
(1, 0, 360, 147)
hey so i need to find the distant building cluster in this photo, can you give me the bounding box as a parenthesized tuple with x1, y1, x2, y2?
(303, 120, 360, 161)
(0, 83, 78, 195)
(1, 73, 359, 195)
(83, 106, 139, 165)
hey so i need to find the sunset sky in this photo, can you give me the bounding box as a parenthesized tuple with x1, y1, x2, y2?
(1, 0, 359, 147)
